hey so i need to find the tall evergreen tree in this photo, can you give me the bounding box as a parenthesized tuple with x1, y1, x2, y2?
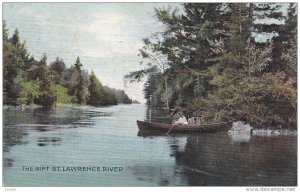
(49, 57, 66, 84)
(3, 21, 9, 43)
(69, 57, 88, 104)
(88, 71, 104, 106)
(125, 3, 228, 108)
(3, 22, 16, 105)
(10, 29, 20, 46)
(3, 27, 30, 105)
(252, 3, 286, 72)
(39, 53, 47, 66)
(281, 3, 297, 81)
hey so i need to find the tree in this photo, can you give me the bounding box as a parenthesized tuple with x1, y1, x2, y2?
(190, 3, 296, 127)
(3, 26, 30, 105)
(27, 54, 56, 107)
(126, 4, 227, 109)
(10, 28, 20, 46)
(252, 3, 286, 73)
(126, 3, 296, 128)
(2, 23, 124, 108)
(3, 21, 9, 42)
(53, 84, 73, 104)
(68, 57, 88, 104)
(3, 24, 18, 105)
(16, 78, 41, 106)
(103, 86, 132, 104)
(39, 53, 47, 66)
(87, 71, 117, 106)
(281, 3, 297, 83)
(9, 28, 30, 70)
(49, 57, 66, 84)
(125, 36, 171, 109)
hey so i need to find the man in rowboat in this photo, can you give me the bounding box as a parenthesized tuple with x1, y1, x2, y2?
(170, 108, 188, 125)
(188, 117, 202, 125)
(174, 115, 189, 125)
(171, 108, 202, 126)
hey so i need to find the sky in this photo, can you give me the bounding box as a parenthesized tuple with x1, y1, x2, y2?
(2, 3, 290, 103)
(3, 3, 178, 103)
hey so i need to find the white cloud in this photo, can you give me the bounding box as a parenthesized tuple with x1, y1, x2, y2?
(87, 12, 127, 33)
(3, 3, 168, 102)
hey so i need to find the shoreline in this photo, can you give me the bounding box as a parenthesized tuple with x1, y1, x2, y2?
(3, 104, 296, 130)
(3, 102, 141, 110)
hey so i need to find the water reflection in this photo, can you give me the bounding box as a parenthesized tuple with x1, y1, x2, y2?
(3, 105, 297, 186)
(37, 137, 62, 146)
(174, 133, 297, 186)
(3, 125, 29, 152)
(3, 106, 112, 151)
(3, 158, 14, 167)
(138, 108, 297, 186)
(146, 107, 171, 124)
(228, 131, 251, 143)
(129, 134, 188, 186)
(129, 165, 175, 186)
(137, 131, 165, 137)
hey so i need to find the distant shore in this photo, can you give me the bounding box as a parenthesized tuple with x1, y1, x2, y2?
(3, 102, 141, 110)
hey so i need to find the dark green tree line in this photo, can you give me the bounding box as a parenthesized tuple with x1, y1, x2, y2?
(87, 71, 118, 106)
(3, 24, 130, 107)
(103, 86, 132, 104)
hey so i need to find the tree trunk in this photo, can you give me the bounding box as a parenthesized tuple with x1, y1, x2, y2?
(164, 75, 169, 110)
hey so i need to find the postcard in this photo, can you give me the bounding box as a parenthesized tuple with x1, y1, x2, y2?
(2, 2, 297, 188)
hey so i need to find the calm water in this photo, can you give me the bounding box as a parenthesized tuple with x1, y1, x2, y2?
(3, 104, 297, 186)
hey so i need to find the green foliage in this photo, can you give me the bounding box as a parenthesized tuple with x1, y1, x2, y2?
(142, 74, 164, 106)
(49, 57, 66, 84)
(3, 24, 124, 108)
(68, 57, 89, 104)
(16, 78, 41, 106)
(3, 26, 31, 105)
(27, 57, 56, 107)
(87, 71, 117, 106)
(54, 85, 74, 104)
(125, 3, 297, 128)
(3, 41, 19, 105)
(124, 66, 158, 83)
(124, 34, 171, 109)
(192, 73, 296, 128)
(233, 74, 296, 128)
(280, 3, 297, 81)
(10, 29, 20, 46)
(104, 86, 132, 104)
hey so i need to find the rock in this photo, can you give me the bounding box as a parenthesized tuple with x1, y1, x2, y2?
(231, 121, 253, 132)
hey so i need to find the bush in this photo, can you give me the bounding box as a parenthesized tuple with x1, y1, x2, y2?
(191, 73, 297, 128)
(54, 85, 74, 104)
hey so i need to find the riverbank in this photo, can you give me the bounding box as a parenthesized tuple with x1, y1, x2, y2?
(3, 102, 139, 111)
(3, 103, 82, 110)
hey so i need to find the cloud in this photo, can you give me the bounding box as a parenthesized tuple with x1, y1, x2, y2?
(74, 12, 143, 58)
(87, 12, 127, 33)
(3, 3, 167, 103)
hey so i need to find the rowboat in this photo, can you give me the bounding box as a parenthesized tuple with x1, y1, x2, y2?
(136, 120, 232, 133)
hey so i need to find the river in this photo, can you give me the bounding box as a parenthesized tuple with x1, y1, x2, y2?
(3, 104, 297, 186)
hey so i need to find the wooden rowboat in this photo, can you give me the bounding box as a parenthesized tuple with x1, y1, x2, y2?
(137, 120, 232, 133)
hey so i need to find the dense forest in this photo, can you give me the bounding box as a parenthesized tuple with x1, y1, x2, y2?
(125, 3, 297, 128)
(3, 23, 133, 107)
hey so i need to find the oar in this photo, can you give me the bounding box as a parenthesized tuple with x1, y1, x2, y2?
(166, 124, 175, 135)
